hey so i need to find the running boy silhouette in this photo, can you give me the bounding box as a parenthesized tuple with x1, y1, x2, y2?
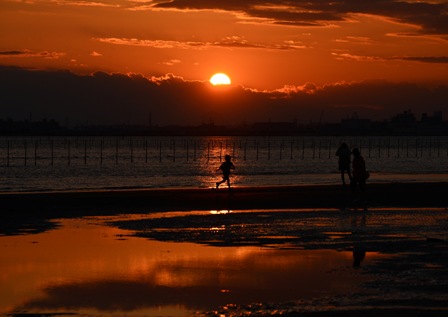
(216, 154, 235, 189)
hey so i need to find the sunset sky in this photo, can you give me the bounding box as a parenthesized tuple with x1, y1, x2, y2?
(1, 0, 448, 125)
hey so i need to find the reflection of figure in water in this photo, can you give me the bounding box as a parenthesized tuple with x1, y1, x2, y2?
(336, 142, 352, 186)
(216, 155, 235, 189)
(353, 246, 366, 267)
(350, 148, 367, 192)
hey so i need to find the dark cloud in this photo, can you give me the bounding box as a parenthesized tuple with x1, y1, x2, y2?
(0, 51, 26, 56)
(152, 0, 448, 35)
(400, 56, 448, 63)
(0, 49, 65, 59)
(0, 66, 446, 126)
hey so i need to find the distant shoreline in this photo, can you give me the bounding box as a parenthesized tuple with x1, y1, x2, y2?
(1, 182, 447, 216)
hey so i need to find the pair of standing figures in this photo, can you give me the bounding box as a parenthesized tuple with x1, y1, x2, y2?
(336, 143, 368, 191)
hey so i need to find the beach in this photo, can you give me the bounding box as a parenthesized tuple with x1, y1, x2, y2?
(1, 182, 448, 316)
(1, 181, 447, 214)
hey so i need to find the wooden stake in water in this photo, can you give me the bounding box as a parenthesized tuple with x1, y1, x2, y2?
(429, 138, 432, 157)
(387, 138, 390, 157)
(378, 138, 381, 158)
(368, 139, 371, 158)
(280, 142, 283, 160)
(159, 141, 162, 162)
(193, 141, 196, 162)
(318, 140, 321, 159)
(34, 140, 38, 166)
(415, 139, 418, 157)
(24, 140, 27, 166)
(51, 140, 54, 166)
(207, 142, 210, 162)
(130, 139, 134, 163)
(7, 140, 10, 167)
(68, 140, 71, 166)
(244, 142, 247, 161)
(268, 140, 271, 160)
(116, 139, 119, 165)
(421, 138, 424, 157)
(302, 139, 305, 159)
(173, 140, 176, 162)
(406, 138, 409, 157)
(100, 140, 103, 165)
(291, 141, 294, 160)
(256, 142, 259, 161)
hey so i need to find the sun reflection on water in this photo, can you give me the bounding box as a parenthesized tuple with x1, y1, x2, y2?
(0, 215, 382, 316)
(210, 210, 233, 214)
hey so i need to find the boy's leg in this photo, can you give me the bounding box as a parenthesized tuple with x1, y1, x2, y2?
(217, 175, 228, 188)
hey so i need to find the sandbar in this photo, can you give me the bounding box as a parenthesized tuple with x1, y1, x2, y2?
(0, 182, 447, 216)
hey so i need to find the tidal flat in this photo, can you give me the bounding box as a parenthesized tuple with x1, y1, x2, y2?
(1, 206, 447, 317)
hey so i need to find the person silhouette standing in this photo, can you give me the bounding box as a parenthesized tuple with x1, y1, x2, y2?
(351, 148, 367, 193)
(353, 246, 366, 267)
(336, 142, 352, 186)
(216, 154, 235, 189)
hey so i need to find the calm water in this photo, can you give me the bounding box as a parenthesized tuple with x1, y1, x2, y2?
(3, 208, 447, 316)
(0, 212, 382, 317)
(1, 136, 447, 192)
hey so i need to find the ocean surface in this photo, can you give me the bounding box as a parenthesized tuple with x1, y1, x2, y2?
(1, 136, 447, 192)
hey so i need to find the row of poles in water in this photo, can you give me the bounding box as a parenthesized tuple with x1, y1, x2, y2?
(1, 137, 447, 166)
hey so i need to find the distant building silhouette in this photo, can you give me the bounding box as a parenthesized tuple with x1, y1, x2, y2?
(420, 111, 446, 135)
(340, 112, 372, 132)
(421, 111, 443, 123)
(0, 118, 61, 135)
(252, 121, 298, 135)
(1, 109, 446, 136)
(387, 110, 418, 134)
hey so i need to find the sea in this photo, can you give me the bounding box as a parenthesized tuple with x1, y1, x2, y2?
(1, 135, 447, 192)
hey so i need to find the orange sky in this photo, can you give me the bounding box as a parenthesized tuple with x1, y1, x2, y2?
(1, 1, 448, 125)
(1, 0, 447, 90)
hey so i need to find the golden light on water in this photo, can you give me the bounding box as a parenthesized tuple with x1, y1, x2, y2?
(0, 216, 378, 316)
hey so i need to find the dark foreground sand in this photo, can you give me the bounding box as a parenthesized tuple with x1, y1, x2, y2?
(1, 181, 447, 235)
(1, 182, 448, 316)
(1, 181, 447, 214)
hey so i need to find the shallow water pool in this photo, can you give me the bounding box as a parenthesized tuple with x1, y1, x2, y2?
(0, 213, 385, 317)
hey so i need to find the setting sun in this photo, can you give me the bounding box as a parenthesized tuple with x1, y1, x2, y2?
(210, 73, 231, 86)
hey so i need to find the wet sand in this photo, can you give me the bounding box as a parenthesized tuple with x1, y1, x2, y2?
(1, 182, 448, 316)
(2, 181, 447, 236)
(1, 181, 447, 215)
